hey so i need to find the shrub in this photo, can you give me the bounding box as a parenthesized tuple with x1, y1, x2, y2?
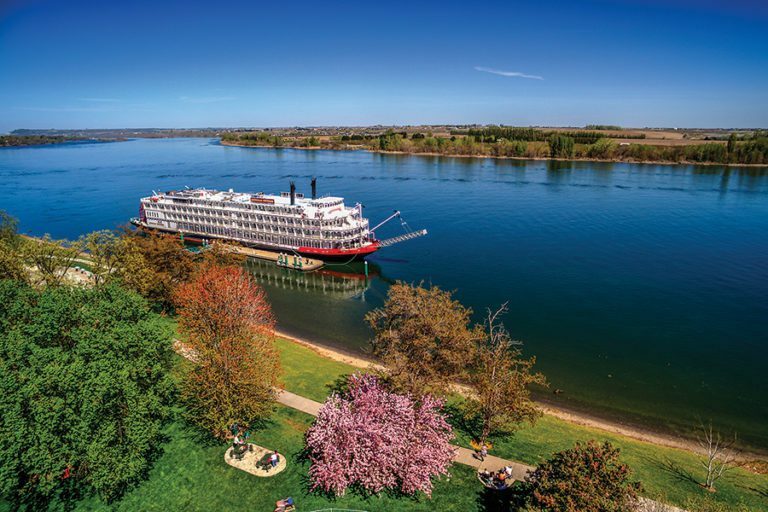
(525, 440, 641, 512)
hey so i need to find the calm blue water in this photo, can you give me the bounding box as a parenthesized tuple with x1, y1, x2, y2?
(2, 138, 767, 448)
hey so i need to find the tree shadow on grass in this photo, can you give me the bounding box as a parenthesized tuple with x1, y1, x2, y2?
(325, 371, 393, 399)
(476, 481, 528, 512)
(296, 472, 433, 506)
(174, 407, 275, 450)
(442, 401, 519, 456)
(735, 482, 768, 499)
(176, 421, 221, 448)
(443, 401, 484, 441)
(652, 455, 701, 487)
(18, 480, 93, 512)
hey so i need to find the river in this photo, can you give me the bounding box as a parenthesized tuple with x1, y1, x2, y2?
(2, 137, 767, 449)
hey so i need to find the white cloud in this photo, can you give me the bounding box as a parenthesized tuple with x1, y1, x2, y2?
(179, 96, 236, 104)
(475, 66, 543, 80)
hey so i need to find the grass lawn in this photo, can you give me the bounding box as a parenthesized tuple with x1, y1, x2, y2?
(73, 407, 487, 512)
(451, 403, 767, 511)
(275, 337, 355, 403)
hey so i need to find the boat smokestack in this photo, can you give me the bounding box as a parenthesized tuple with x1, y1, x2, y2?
(311, 177, 317, 199)
(290, 181, 296, 205)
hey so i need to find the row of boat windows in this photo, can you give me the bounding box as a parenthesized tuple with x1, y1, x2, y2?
(148, 216, 364, 241)
(174, 222, 362, 249)
(146, 202, 360, 228)
(169, 197, 344, 212)
(312, 200, 343, 208)
(145, 209, 365, 238)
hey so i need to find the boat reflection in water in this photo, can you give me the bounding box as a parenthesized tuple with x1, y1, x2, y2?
(243, 256, 389, 353)
(243, 257, 380, 301)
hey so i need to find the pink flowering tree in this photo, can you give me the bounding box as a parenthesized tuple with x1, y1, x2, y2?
(305, 373, 456, 497)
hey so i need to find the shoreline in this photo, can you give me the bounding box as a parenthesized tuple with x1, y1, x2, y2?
(221, 140, 768, 169)
(0, 137, 121, 149)
(274, 329, 768, 464)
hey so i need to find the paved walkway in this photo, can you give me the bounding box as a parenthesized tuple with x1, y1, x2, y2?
(277, 389, 534, 477)
(276, 389, 322, 416)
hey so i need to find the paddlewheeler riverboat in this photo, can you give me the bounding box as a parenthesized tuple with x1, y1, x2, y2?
(130, 179, 426, 261)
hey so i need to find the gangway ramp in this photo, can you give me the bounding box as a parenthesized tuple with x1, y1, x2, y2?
(378, 229, 428, 247)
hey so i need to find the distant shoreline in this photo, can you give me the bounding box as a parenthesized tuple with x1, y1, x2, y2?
(274, 328, 768, 464)
(0, 136, 123, 148)
(221, 140, 768, 168)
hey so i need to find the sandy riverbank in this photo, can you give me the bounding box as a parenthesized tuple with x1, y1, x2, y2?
(274, 329, 768, 466)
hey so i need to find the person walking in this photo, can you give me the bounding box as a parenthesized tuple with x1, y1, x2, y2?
(476, 442, 488, 461)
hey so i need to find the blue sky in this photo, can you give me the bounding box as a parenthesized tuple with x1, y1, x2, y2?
(1, 0, 766, 131)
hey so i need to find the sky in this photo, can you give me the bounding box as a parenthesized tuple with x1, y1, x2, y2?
(1, 0, 767, 131)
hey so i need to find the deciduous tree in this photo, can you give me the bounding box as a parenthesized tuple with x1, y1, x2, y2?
(548, 134, 575, 159)
(306, 373, 455, 497)
(466, 304, 546, 446)
(586, 138, 617, 159)
(197, 240, 247, 268)
(116, 230, 194, 309)
(0, 211, 26, 282)
(697, 422, 739, 491)
(525, 440, 642, 512)
(365, 282, 482, 397)
(80, 230, 124, 286)
(23, 234, 82, 287)
(0, 281, 174, 507)
(173, 265, 279, 438)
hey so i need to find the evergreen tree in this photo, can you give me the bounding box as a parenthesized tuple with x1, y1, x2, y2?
(727, 133, 737, 158)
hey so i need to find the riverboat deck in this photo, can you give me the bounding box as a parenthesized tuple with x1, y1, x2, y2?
(223, 244, 324, 272)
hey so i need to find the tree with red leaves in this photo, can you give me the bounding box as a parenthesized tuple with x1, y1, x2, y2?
(174, 264, 280, 438)
(305, 373, 455, 497)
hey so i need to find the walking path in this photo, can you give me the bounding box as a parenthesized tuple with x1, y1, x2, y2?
(277, 390, 529, 474)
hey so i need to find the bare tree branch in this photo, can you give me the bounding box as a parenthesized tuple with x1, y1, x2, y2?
(697, 421, 739, 490)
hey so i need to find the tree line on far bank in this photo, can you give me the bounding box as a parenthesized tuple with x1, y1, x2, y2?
(0, 135, 72, 147)
(221, 129, 768, 165)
